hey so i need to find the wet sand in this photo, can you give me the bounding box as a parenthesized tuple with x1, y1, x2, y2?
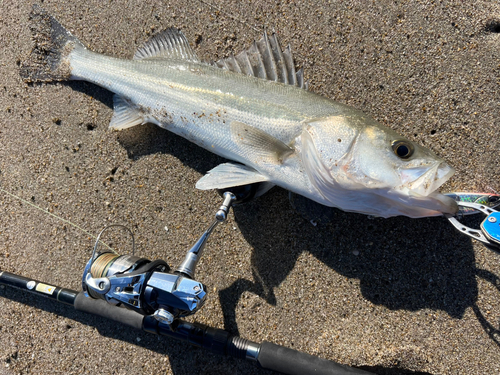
(1, 1, 500, 374)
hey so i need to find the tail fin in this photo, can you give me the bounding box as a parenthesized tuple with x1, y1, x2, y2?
(20, 4, 84, 82)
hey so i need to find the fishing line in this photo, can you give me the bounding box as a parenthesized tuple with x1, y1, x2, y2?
(0, 187, 116, 253)
(197, 0, 260, 32)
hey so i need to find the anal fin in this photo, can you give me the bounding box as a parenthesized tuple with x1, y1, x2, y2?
(109, 95, 145, 130)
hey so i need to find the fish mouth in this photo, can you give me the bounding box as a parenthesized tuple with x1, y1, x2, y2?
(396, 161, 458, 215)
(399, 161, 455, 197)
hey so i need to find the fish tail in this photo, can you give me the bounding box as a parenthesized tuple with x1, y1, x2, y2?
(20, 4, 84, 82)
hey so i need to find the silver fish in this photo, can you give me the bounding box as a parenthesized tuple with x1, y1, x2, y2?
(21, 5, 457, 218)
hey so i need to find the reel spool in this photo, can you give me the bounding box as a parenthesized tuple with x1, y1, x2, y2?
(82, 252, 151, 300)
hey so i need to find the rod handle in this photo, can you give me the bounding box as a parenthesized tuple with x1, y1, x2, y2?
(256, 341, 374, 375)
(74, 292, 144, 330)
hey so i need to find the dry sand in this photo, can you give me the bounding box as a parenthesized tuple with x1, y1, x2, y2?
(1, 1, 500, 374)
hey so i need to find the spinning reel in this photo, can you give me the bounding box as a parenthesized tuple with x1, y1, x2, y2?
(82, 191, 237, 327)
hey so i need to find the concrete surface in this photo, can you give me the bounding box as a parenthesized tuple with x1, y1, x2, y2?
(1, 1, 499, 374)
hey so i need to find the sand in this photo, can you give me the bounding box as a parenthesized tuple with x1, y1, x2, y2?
(1, 1, 500, 374)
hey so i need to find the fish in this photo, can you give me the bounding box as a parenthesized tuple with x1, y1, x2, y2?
(21, 5, 458, 218)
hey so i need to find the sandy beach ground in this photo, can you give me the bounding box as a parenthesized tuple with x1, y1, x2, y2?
(1, 1, 499, 374)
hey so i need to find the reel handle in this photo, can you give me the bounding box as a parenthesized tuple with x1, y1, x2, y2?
(176, 192, 236, 278)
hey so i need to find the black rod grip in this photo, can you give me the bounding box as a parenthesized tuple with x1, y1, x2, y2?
(0, 271, 78, 305)
(256, 341, 374, 375)
(74, 292, 144, 330)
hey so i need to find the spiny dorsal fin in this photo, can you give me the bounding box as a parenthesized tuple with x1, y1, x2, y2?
(134, 28, 200, 62)
(215, 31, 308, 90)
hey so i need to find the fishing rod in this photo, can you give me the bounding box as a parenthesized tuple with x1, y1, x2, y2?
(0, 190, 373, 375)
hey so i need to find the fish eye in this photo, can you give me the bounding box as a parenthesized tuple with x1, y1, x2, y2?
(391, 140, 414, 159)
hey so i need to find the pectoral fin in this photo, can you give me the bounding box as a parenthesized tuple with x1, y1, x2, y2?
(230, 121, 293, 164)
(196, 162, 269, 190)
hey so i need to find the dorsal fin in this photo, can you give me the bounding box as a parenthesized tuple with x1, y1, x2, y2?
(134, 28, 200, 62)
(215, 31, 308, 90)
